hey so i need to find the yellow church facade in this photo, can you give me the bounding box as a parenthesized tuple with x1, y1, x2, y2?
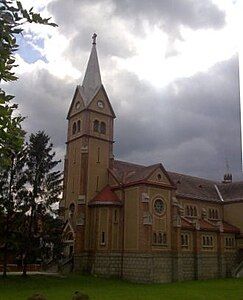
(60, 35, 243, 282)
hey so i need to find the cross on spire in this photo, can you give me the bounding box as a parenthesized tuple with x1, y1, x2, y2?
(92, 33, 97, 45)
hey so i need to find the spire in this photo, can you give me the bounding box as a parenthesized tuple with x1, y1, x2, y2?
(81, 33, 102, 105)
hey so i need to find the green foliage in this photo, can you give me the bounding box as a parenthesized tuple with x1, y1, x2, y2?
(26, 131, 62, 210)
(0, 120, 27, 277)
(21, 131, 63, 274)
(0, 0, 57, 160)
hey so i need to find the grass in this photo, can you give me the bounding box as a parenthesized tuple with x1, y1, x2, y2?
(0, 274, 243, 300)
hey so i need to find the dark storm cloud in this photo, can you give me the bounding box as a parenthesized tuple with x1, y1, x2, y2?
(110, 55, 241, 181)
(6, 55, 241, 181)
(5, 68, 76, 153)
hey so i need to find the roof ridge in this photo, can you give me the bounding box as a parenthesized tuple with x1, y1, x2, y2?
(114, 159, 162, 169)
(114, 159, 146, 168)
(168, 170, 218, 183)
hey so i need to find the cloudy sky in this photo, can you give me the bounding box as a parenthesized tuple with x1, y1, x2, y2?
(4, 0, 243, 181)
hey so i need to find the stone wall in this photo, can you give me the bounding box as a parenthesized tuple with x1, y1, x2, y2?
(177, 253, 195, 281)
(122, 252, 173, 283)
(225, 251, 240, 276)
(74, 251, 235, 283)
(196, 253, 219, 280)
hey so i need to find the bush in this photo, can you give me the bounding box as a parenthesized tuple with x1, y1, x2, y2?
(72, 291, 90, 300)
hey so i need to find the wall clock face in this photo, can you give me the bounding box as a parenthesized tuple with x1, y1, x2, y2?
(97, 100, 104, 109)
(75, 101, 81, 110)
(154, 199, 165, 215)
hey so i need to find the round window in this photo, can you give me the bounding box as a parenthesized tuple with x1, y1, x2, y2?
(154, 199, 165, 214)
(97, 100, 104, 109)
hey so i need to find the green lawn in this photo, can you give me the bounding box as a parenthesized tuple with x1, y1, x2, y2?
(0, 274, 243, 300)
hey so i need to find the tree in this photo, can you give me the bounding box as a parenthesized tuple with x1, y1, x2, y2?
(22, 131, 62, 276)
(0, 116, 27, 278)
(0, 0, 57, 165)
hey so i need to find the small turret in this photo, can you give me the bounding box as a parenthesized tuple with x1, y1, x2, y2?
(222, 158, 232, 184)
(222, 173, 232, 184)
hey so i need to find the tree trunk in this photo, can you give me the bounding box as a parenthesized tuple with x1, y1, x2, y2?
(22, 255, 27, 277)
(2, 242, 8, 278)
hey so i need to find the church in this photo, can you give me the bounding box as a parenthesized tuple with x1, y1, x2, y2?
(60, 34, 243, 283)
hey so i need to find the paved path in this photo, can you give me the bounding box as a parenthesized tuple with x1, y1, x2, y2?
(6, 271, 65, 277)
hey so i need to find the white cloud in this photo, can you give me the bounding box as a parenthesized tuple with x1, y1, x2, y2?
(8, 0, 242, 180)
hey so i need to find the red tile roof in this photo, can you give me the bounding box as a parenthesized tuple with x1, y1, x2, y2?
(89, 185, 122, 206)
(181, 217, 194, 230)
(222, 221, 240, 234)
(110, 160, 174, 187)
(199, 219, 218, 232)
(110, 160, 243, 203)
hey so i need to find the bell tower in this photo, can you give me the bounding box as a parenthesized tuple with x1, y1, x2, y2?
(62, 34, 116, 254)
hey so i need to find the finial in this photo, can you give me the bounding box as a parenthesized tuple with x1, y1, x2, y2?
(92, 33, 97, 45)
(225, 157, 230, 172)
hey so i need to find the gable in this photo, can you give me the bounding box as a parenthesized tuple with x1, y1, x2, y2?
(67, 86, 85, 119)
(147, 165, 173, 187)
(62, 219, 75, 240)
(87, 85, 115, 117)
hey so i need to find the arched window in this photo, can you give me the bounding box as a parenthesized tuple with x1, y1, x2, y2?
(193, 207, 197, 216)
(100, 122, 106, 134)
(181, 235, 184, 245)
(77, 120, 81, 132)
(186, 206, 190, 216)
(158, 233, 162, 244)
(69, 203, 75, 218)
(153, 233, 157, 244)
(215, 210, 219, 219)
(190, 206, 193, 216)
(163, 233, 167, 244)
(93, 120, 99, 132)
(209, 209, 212, 219)
(206, 236, 210, 245)
(72, 122, 77, 134)
(185, 234, 188, 245)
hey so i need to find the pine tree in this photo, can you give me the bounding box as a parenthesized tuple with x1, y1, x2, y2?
(22, 131, 62, 276)
(0, 117, 27, 278)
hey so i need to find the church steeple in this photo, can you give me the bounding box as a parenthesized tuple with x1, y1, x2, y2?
(81, 33, 102, 106)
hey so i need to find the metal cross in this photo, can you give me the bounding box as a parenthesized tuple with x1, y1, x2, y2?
(92, 33, 97, 45)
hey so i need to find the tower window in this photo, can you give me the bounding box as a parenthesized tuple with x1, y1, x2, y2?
(100, 122, 106, 134)
(97, 147, 100, 163)
(101, 231, 106, 245)
(114, 209, 118, 223)
(93, 120, 99, 132)
(72, 122, 77, 134)
(77, 120, 81, 131)
(96, 176, 99, 191)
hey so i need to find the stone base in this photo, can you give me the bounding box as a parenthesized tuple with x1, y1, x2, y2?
(74, 251, 236, 283)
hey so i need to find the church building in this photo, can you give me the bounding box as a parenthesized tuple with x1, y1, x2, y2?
(60, 34, 243, 282)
